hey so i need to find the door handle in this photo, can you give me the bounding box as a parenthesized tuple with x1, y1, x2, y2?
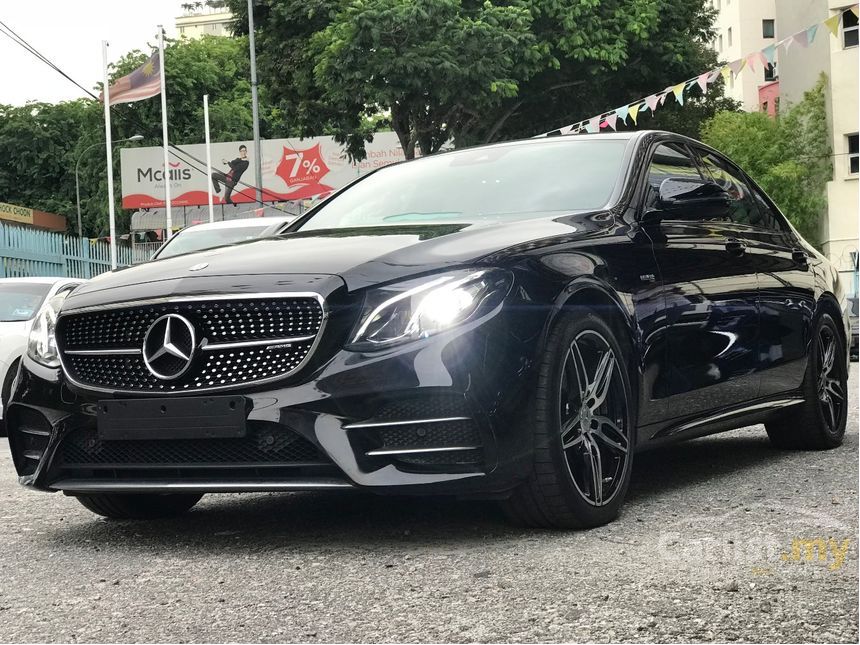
(725, 237, 746, 256)
(792, 248, 808, 265)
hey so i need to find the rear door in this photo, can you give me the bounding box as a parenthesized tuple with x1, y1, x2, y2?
(694, 148, 815, 397)
(645, 141, 761, 417)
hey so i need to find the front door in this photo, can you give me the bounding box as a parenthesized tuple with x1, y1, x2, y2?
(644, 142, 761, 418)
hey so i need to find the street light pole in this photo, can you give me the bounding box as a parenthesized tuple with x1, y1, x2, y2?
(74, 135, 143, 238)
(247, 0, 263, 205)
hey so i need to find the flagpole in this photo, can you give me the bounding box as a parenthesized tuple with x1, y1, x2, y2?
(203, 94, 214, 223)
(101, 41, 118, 270)
(157, 25, 173, 239)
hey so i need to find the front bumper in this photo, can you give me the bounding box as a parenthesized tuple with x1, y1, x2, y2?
(6, 304, 540, 498)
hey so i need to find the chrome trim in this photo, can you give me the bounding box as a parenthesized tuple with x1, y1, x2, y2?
(64, 348, 142, 356)
(344, 416, 471, 429)
(203, 335, 317, 351)
(55, 291, 328, 396)
(366, 445, 480, 456)
(666, 397, 803, 436)
(60, 291, 327, 315)
(50, 478, 354, 493)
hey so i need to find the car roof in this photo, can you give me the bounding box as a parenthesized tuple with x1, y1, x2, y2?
(0, 277, 78, 284)
(179, 216, 295, 232)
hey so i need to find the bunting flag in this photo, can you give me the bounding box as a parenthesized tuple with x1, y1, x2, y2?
(728, 58, 746, 77)
(793, 30, 810, 48)
(644, 94, 659, 112)
(537, 4, 858, 138)
(824, 13, 841, 37)
(628, 103, 640, 125)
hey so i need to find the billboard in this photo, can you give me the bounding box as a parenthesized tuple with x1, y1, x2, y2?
(120, 131, 406, 209)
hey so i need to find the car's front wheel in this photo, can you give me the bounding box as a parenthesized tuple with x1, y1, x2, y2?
(501, 309, 635, 529)
(75, 493, 204, 519)
(765, 312, 847, 450)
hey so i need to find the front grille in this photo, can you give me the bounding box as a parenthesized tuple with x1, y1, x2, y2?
(59, 423, 327, 468)
(57, 295, 325, 393)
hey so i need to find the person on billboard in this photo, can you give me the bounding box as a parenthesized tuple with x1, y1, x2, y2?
(211, 144, 250, 205)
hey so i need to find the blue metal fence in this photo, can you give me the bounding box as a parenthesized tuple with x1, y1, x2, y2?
(0, 222, 147, 279)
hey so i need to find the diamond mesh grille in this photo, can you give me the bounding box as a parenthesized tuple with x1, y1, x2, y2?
(57, 296, 324, 393)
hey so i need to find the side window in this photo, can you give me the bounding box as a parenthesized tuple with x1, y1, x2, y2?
(645, 143, 703, 211)
(749, 185, 788, 232)
(697, 151, 761, 227)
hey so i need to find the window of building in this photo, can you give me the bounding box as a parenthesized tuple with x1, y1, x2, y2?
(844, 9, 859, 48)
(848, 133, 859, 175)
(764, 62, 777, 81)
(762, 19, 775, 38)
(728, 27, 733, 46)
(718, 34, 724, 51)
(715, 0, 721, 8)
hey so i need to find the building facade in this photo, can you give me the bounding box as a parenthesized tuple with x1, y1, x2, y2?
(777, 2, 859, 296)
(176, 3, 233, 39)
(711, 0, 858, 297)
(712, 0, 779, 111)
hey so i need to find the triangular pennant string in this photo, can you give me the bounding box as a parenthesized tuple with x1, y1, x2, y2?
(807, 24, 819, 44)
(628, 103, 640, 125)
(824, 13, 841, 37)
(697, 72, 709, 92)
(615, 105, 629, 124)
(762, 44, 777, 65)
(645, 94, 659, 111)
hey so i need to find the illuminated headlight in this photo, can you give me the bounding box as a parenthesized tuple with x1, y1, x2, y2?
(27, 291, 70, 368)
(348, 269, 512, 351)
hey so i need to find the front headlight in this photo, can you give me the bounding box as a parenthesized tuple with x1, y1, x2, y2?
(27, 291, 70, 368)
(348, 269, 512, 351)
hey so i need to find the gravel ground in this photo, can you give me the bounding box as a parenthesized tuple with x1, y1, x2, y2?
(0, 367, 856, 643)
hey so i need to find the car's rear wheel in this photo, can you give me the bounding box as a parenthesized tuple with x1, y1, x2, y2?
(75, 493, 204, 519)
(501, 310, 635, 529)
(766, 312, 847, 450)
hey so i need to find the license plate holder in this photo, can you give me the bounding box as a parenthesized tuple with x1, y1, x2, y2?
(97, 396, 247, 440)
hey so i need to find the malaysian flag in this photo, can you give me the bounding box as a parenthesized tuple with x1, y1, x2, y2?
(100, 51, 161, 106)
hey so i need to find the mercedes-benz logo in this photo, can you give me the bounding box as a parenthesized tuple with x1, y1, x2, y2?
(142, 314, 197, 380)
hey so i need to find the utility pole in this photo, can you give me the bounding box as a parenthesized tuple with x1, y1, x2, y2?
(247, 0, 263, 205)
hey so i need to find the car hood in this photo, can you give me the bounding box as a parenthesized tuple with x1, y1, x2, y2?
(70, 215, 600, 302)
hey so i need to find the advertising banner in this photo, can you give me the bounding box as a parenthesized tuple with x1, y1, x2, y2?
(120, 132, 406, 209)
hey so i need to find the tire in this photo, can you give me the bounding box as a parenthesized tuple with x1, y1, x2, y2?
(766, 313, 848, 450)
(75, 493, 204, 519)
(501, 309, 635, 529)
(0, 358, 20, 437)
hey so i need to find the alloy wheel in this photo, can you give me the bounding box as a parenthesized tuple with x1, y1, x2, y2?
(558, 329, 630, 506)
(817, 325, 845, 433)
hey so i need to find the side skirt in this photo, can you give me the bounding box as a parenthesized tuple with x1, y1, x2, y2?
(637, 395, 805, 452)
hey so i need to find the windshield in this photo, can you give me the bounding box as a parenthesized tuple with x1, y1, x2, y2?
(154, 224, 271, 259)
(297, 139, 628, 231)
(0, 283, 52, 322)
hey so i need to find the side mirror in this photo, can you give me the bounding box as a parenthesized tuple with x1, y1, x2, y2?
(644, 178, 731, 224)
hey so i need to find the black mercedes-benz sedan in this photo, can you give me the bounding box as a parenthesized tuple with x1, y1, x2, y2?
(7, 131, 850, 529)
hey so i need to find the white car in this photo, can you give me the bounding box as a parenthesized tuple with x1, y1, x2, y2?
(150, 216, 296, 260)
(0, 277, 83, 432)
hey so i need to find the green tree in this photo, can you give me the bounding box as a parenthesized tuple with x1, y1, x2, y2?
(230, 0, 730, 158)
(701, 75, 831, 245)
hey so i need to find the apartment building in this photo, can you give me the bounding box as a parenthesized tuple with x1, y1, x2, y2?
(711, 0, 858, 295)
(176, 3, 233, 39)
(712, 0, 779, 111)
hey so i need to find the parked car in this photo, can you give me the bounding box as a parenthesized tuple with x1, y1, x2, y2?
(849, 296, 858, 361)
(6, 131, 850, 528)
(0, 277, 82, 434)
(150, 216, 296, 261)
